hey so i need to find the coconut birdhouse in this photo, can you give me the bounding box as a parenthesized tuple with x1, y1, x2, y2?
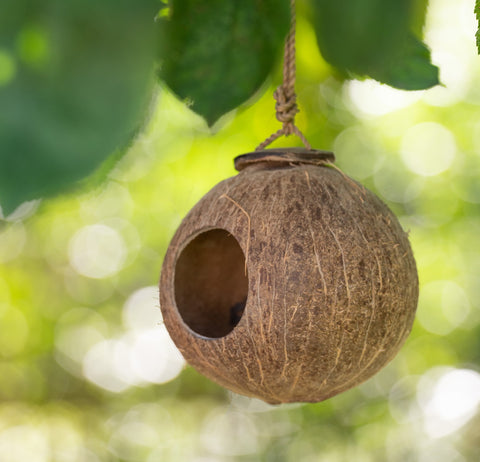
(159, 148, 418, 404)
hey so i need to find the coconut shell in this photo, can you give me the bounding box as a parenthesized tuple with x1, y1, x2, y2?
(159, 149, 418, 404)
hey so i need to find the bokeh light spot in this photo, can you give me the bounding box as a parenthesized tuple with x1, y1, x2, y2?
(0, 425, 50, 462)
(0, 49, 16, 86)
(16, 26, 50, 69)
(68, 224, 126, 279)
(333, 126, 384, 180)
(130, 326, 185, 384)
(82, 326, 185, 392)
(201, 409, 259, 456)
(82, 339, 132, 393)
(346, 79, 423, 116)
(416, 280, 470, 335)
(400, 122, 456, 176)
(123, 286, 161, 331)
(55, 323, 105, 375)
(0, 223, 26, 263)
(418, 367, 480, 437)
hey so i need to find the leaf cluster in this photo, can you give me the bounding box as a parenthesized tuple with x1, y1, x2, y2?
(0, 0, 445, 213)
(159, 0, 439, 125)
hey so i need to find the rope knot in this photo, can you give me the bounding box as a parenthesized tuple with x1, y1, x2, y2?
(255, 0, 312, 151)
(274, 86, 298, 134)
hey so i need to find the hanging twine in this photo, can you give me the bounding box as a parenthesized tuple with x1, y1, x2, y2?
(256, 0, 312, 151)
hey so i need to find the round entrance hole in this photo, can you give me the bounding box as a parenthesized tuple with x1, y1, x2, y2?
(174, 229, 248, 338)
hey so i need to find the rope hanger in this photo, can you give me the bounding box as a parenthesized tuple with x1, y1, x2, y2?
(256, 0, 312, 151)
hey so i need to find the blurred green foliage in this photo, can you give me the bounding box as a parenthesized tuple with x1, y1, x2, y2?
(1, 0, 480, 461)
(310, 0, 439, 89)
(0, 0, 158, 214)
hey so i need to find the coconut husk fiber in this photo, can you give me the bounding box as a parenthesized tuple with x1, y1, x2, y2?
(159, 148, 418, 404)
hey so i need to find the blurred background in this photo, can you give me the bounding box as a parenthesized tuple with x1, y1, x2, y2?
(1, 0, 480, 460)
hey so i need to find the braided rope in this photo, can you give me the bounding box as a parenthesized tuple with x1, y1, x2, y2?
(256, 0, 311, 151)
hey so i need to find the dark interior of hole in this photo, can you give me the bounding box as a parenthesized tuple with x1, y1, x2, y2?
(174, 229, 248, 338)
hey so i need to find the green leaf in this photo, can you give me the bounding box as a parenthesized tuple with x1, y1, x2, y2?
(311, 0, 412, 74)
(410, 0, 428, 37)
(411, 0, 430, 37)
(0, 0, 158, 215)
(369, 35, 438, 90)
(476, 0, 480, 52)
(157, 0, 290, 126)
(310, 0, 438, 90)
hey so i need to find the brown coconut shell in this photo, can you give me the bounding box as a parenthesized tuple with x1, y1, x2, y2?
(159, 148, 418, 404)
